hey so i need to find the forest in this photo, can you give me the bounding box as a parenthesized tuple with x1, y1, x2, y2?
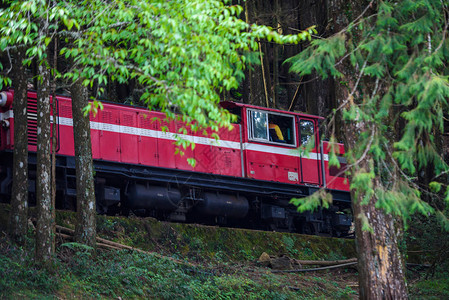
(0, 0, 449, 298)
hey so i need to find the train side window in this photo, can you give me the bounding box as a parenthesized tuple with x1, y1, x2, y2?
(251, 110, 268, 140)
(248, 109, 296, 146)
(300, 120, 315, 147)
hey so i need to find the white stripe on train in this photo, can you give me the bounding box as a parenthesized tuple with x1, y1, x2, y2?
(2, 111, 330, 161)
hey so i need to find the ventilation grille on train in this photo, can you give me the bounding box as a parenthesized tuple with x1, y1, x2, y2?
(27, 95, 38, 146)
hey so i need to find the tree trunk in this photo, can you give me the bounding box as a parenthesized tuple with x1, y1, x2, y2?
(329, 0, 408, 299)
(280, 0, 302, 111)
(242, 0, 268, 107)
(71, 79, 96, 248)
(51, 38, 58, 254)
(329, 0, 408, 297)
(8, 48, 28, 244)
(36, 57, 53, 262)
(344, 130, 408, 299)
(272, 0, 280, 108)
(299, 0, 331, 117)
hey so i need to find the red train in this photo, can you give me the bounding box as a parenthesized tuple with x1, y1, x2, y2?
(0, 89, 351, 236)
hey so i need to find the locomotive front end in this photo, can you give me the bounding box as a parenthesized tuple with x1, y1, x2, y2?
(0, 90, 14, 150)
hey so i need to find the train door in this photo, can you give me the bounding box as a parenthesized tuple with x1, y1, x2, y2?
(137, 112, 158, 166)
(245, 108, 298, 183)
(99, 108, 120, 161)
(26, 92, 38, 153)
(120, 110, 138, 164)
(57, 99, 74, 156)
(215, 123, 242, 177)
(245, 110, 276, 181)
(298, 118, 321, 185)
(193, 126, 216, 174)
(174, 121, 195, 171)
(90, 106, 101, 159)
(156, 116, 176, 169)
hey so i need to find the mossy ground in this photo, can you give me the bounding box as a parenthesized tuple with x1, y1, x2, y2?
(0, 238, 359, 299)
(91, 213, 356, 263)
(0, 203, 447, 299)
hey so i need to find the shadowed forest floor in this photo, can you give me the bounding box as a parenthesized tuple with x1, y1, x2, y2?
(0, 204, 447, 299)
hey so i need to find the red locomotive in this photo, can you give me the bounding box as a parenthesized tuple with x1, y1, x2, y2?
(0, 89, 351, 236)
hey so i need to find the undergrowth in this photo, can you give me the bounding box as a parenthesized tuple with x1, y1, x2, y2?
(0, 234, 358, 299)
(409, 277, 449, 300)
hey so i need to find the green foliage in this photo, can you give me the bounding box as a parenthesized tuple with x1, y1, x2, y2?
(288, 0, 449, 229)
(291, 189, 332, 213)
(0, 207, 359, 299)
(409, 278, 449, 299)
(0, 0, 312, 156)
(286, 33, 346, 79)
(0, 234, 348, 299)
(56, 0, 312, 133)
(60, 242, 94, 255)
(282, 235, 299, 256)
(0, 243, 63, 297)
(0, 0, 74, 83)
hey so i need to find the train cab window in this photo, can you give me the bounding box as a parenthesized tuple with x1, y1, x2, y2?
(299, 120, 315, 147)
(248, 109, 296, 146)
(252, 110, 268, 140)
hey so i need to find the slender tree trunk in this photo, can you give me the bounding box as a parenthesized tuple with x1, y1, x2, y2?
(280, 0, 302, 111)
(51, 38, 58, 254)
(8, 48, 28, 244)
(299, 0, 331, 116)
(243, 0, 267, 106)
(71, 79, 96, 248)
(36, 57, 53, 262)
(272, 0, 281, 108)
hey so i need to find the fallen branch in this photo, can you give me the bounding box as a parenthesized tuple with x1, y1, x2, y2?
(271, 261, 358, 273)
(406, 263, 431, 268)
(272, 260, 432, 273)
(55, 225, 195, 267)
(295, 258, 357, 266)
(97, 242, 122, 251)
(56, 232, 73, 240)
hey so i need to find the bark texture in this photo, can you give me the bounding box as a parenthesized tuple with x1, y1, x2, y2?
(36, 59, 53, 262)
(343, 126, 408, 299)
(243, 0, 267, 107)
(71, 80, 96, 248)
(8, 48, 28, 244)
(298, 0, 332, 117)
(329, 0, 408, 297)
(242, 0, 319, 111)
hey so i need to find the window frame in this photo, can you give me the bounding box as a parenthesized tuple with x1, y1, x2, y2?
(298, 118, 316, 148)
(247, 108, 297, 147)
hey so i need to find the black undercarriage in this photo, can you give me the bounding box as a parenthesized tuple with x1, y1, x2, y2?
(0, 150, 352, 237)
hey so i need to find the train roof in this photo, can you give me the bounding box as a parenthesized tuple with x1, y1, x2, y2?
(220, 101, 325, 120)
(4, 88, 324, 121)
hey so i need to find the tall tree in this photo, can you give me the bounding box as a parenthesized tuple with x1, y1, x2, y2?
(0, 0, 70, 255)
(33, 0, 59, 262)
(297, 0, 332, 116)
(61, 0, 311, 134)
(8, 48, 28, 244)
(287, 0, 449, 297)
(35, 52, 52, 262)
(2, 0, 312, 250)
(242, 0, 268, 107)
(58, 0, 312, 246)
(71, 79, 96, 248)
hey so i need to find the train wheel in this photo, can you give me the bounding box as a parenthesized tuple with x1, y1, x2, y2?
(302, 222, 317, 235)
